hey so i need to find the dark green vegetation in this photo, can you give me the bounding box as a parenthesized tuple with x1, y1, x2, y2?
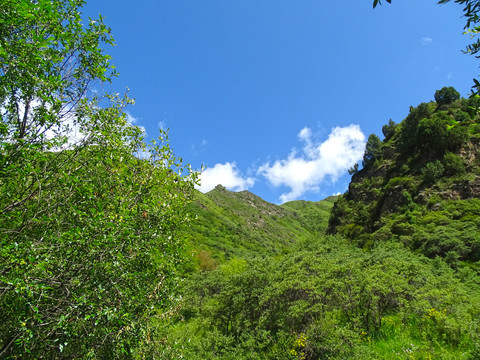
(0, 1, 196, 358)
(328, 90, 480, 265)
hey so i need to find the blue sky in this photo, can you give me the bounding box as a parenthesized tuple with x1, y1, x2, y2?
(83, 0, 477, 204)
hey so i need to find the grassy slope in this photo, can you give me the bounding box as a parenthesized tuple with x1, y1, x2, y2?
(181, 186, 336, 262)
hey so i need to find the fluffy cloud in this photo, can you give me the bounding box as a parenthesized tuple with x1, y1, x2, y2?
(258, 125, 365, 203)
(196, 162, 255, 193)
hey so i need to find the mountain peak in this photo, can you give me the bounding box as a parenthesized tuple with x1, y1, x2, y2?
(212, 184, 227, 192)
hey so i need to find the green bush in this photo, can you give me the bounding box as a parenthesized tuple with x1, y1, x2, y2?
(422, 161, 444, 184)
(162, 238, 480, 359)
(447, 124, 470, 150)
(434, 86, 461, 106)
(443, 152, 466, 176)
(455, 110, 471, 123)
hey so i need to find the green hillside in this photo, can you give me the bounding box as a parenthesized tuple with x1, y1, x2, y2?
(328, 89, 480, 267)
(181, 185, 335, 266)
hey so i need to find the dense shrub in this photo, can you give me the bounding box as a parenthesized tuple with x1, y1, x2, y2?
(443, 152, 466, 176)
(434, 86, 461, 106)
(160, 238, 480, 359)
(422, 161, 445, 184)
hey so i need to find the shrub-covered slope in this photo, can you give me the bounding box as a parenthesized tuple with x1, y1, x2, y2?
(161, 237, 480, 359)
(329, 89, 480, 265)
(181, 185, 335, 266)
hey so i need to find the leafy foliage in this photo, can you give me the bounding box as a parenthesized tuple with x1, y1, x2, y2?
(160, 237, 480, 359)
(329, 88, 480, 263)
(422, 160, 445, 184)
(443, 151, 466, 176)
(0, 1, 197, 358)
(435, 86, 461, 106)
(397, 102, 435, 151)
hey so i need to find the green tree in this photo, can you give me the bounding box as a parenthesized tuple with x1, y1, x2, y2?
(0, 1, 197, 358)
(435, 86, 461, 106)
(422, 160, 445, 184)
(348, 163, 359, 175)
(363, 133, 382, 167)
(398, 102, 434, 152)
(382, 119, 397, 139)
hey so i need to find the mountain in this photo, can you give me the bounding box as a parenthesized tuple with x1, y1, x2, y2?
(181, 184, 335, 267)
(328, 90, 480, 266)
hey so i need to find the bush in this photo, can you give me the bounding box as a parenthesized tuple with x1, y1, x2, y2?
(434, 86, 461, 106)
(382, 119, 397, 139)
(463, 95, 480, 117)
(447, 124, 469, 150)
(422, 161, 444, 184)
(443, 152, 466, 176)
(455, 110, 471, 123)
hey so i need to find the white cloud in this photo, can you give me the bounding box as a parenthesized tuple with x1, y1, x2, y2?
(158, 120, 168, 131)
(196, 162, 255, 193)
(158, 112, 169, 131)
(258, 125, 365, 203)
(126, 111, 146, 134)
(421, 36, 433, 45)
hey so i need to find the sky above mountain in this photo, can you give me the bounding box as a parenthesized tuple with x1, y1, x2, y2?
(83, 0, 477, 203)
